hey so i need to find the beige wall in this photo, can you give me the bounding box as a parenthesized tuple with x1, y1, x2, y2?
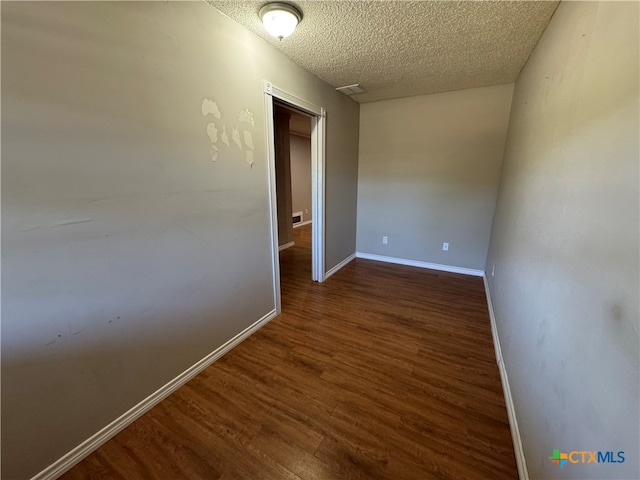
(290, 134, 312, 224)
(356, 83, 513, 270)
(1, 2, 359, 478)
(486, 2, 639, 479)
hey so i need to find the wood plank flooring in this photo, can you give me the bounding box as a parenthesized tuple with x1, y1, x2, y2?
(60, 225, 517, 479)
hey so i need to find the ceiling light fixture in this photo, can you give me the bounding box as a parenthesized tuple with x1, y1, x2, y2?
(259, 3, 302, 40)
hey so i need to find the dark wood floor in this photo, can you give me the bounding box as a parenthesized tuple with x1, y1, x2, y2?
(61, 225, 517, 479)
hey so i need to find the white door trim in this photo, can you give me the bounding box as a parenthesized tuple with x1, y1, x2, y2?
(263, 87, 282, 314)
(263, 81, 326, 314)
(310, 108, 326, 283)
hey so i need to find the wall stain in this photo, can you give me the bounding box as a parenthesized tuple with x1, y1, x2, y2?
(176, 223, 208, 245)
(609, 303, 623, 322)
(19, 217, 93, 232)
(55, 218, 93, 227)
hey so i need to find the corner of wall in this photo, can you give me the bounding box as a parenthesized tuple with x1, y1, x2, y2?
(482, 274, 529, 480)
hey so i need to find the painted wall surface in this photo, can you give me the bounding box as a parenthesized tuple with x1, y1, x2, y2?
(485, 2, 639, 479)
(1, 2, 359, 478)
(290, 134, 312, 224)
(356, 84, 513, 270)
(325, 103, 359, 268)
(274, 108, 294, 246)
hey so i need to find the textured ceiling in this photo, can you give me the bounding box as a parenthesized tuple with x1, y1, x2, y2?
(209, 1, 559, 103)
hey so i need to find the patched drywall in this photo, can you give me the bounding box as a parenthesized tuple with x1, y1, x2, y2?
(356, 83, 513, 270)
(1, 2, 359, 478)
(201, 99, 256, 166)
(485, 2, 639, 479)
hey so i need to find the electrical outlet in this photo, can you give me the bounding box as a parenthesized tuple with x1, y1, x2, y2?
(491, 264, 496, 277)
(305, 209, 308, 214)
(382, 236, 388, 245)
(442, 242, 449, 252)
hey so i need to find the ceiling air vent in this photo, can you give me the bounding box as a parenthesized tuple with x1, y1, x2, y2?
(336, 84, 365, 96)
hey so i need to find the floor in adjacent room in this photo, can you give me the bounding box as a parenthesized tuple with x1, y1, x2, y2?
(61, 224, 517, 479)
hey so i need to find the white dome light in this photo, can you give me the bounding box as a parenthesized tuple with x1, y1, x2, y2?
(259, 3, 302, 40)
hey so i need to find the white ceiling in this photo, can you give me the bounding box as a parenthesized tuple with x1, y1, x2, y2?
(209, 1, 559, 103)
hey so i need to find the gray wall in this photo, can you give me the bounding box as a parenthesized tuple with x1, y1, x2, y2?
(486, 2, 639, 479)
(356, 84, 513, 270)
(1, 2, 359, 479)
(274, 108, 294, 247)
(290, 134, 312, 224)
(326, 102, 360, 268)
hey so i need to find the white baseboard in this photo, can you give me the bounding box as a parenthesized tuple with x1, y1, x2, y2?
(293, 220, 312, 229)
(324, 253, 356, 280)
(278, 241, 295, 251)
(30, 309, 279, 480)
(355, 252, 484, 277)
(482, 275, 529, 480)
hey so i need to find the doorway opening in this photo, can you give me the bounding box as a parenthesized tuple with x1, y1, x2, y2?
(275, 103, 312, 307)
(263, 82, 326, 314)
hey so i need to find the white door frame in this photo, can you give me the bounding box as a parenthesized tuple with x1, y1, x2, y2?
(263, 81, 326, 314)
